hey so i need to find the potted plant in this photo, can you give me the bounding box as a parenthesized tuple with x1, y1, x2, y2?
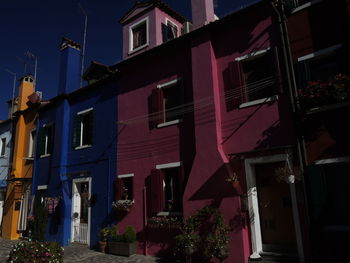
(108, 225, 137, 256)
(98, 227, 110, 253)
(225, 172, 239, 188)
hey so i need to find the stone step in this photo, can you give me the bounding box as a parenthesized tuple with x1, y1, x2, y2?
(248, 252, 299, 263)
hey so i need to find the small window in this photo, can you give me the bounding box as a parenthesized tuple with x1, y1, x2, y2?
(0, 138, 6, 157)
(115, 175, 134, 201)
(149, 79, 184, 128)
(28, 129, 36, 158)
(38, 125, 54, 157)
(229, 48, 280, 107)
(73, 109, 94, 149)
(129, 17, 148, 52)
(162, 19, 178, 43)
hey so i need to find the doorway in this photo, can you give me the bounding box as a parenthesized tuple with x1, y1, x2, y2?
(71, 178, 91, 245)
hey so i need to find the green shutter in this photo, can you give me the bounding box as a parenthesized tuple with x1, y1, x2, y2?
(36, 127, 45, 157)
(87, 110, 94, 146)
(48, 124, 55, 154)
(73, 114, 82, 148)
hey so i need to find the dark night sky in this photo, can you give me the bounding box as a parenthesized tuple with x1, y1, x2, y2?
(0, 0, 257, 120)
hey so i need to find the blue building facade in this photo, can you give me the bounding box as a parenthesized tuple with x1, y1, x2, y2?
(0, 119, 12, 226)
(32, 38, 117, 247)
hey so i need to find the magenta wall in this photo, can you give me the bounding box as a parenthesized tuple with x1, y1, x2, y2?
(116, 3, 297, 263)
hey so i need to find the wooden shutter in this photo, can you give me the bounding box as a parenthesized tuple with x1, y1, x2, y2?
(229, 60, 245, 107)
(72, 114, 81, 148)
(86, 110, 94, 145)
(150, 169, 164, 214)
(297, 59, 311, 90)
(114, 177, 124, 201)
(37, 127, 45, 157)
(149, 88, 164, 129)
(161, 23, 168, 43)
(47, 124, 55, 155)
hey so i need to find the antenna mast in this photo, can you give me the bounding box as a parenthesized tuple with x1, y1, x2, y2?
(78, 2, 88, 89)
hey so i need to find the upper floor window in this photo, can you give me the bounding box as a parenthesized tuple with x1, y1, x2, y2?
(0, 137, 6, 157)
(228, 47, 280, 108)
(296, 44, 346, 88)
(73, 108, 94, 149)
(38, 124, 54, 157)
(162, 18, 178, 43)
(28, 129, 36, 158)
(149, 78, 184, 128)
(129, 17, 149, 53)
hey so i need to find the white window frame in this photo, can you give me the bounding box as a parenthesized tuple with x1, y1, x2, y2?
(155, 161, 182, 216)
(28, 128, 36, 158)
(129, 16, 149, 54)
(234, 47, 279, 108)
(291, 0, 322, 14)
(0, 137, 6, 157)
(156, 78, 183, 128)
(75, 108, 93, 150)
(297, 44, 342, 62)
(40, 124, 52, 158)
(165, 17, 178, 40)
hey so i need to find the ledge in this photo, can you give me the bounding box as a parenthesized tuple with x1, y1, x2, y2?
(128, 43, 149, 55)
(157, 119, 181, 128)
(156, 211, 183, 217)
(40, 154, 51, 159)
(239, 95, 278, 109)
(291, 0, 322, 14)
(74, 145, 92, 150)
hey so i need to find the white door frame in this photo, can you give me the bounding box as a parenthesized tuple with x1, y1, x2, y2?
(71, 177, 91, 246)
(244, 154, 304, 262)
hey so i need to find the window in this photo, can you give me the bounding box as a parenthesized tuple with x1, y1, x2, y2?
(129, 17, 149, 52)
(229, 48, 280, 107)
(73, 108, 94, 149)
(149, 78, 184, 128)
(28, 129, 36, 158)
(0, 137, 6, 157)
(162, 18, 178, 43)
(296, 45, 347, 89)
(115, 174, 134, 201)
(38, 124, 54, 157)
(148, 163, 182, 215)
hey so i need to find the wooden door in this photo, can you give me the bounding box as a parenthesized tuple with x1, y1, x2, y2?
(255, 162, 297, 252)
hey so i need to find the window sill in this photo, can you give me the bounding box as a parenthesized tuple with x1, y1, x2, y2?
(40, 154, 51, 159)
(23, 157, 34, 161)
(157, 211, 183, 217)
(128, 43, 149, 55)
(291, 0, 322, 14)
(0, 155, 6, 159)
(157, 119, 181, 128)
(239, 95, 278, 109)
(74, 145, 92, 150)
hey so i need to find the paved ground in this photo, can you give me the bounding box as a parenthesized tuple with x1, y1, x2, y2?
(0, 238, 179, 263)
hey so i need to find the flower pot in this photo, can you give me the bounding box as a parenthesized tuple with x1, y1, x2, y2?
(99, 241, 107, 253)
(184, 245, 195, 256)
(108, 241, 136, 256)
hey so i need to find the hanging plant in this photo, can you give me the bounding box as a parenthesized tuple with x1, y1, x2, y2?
(112, 200, 134, 212)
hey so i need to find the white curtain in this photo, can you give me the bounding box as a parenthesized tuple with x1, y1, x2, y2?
(17, 189, 30, 232)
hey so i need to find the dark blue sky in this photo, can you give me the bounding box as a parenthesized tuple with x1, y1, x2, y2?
(0, 0, 256, 120)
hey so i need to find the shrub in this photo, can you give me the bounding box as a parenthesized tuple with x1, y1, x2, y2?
(31, 203, 49, 241)
(8, 241, 63, 263)
(124, 225, 136, 243)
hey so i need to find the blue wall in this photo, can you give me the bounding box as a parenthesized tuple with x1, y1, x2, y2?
(0, 120, 12, 190)
(33, 82, 117, 247)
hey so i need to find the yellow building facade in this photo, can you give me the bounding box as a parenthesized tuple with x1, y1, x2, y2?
(2, 75, 37, 239)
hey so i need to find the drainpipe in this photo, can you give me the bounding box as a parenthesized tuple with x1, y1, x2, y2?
(270, 1, 309, 263)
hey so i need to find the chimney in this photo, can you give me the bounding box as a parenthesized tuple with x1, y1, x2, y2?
(57, 37, 81, 95)
(17, 75, 35, 111)
(191, 0, 215, 29)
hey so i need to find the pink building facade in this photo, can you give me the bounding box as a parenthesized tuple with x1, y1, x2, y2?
(112, 1, 308, 262)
